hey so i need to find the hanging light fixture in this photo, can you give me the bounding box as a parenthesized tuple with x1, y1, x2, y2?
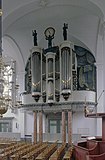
(0, 0, 7, 117)
(0, 0, 20, 117)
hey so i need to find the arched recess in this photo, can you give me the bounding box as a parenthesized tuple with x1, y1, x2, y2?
(3, 35, 25, 92)
(3, 35, 25, 73)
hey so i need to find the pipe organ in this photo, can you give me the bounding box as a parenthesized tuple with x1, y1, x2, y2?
(21, 24, 97, 148)
(23, 24, 96, 106)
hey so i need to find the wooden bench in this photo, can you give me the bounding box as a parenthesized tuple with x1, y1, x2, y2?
(10, 143, 41, 160)
(74, 141, 98, 160)
(36, 142, 57, 160)
(8, 143, 31, 159)
(49, 144, 66, 160)
(63, 146, 74, 160)
(22, 143, 48, 159)
(86, 152, 105, 160)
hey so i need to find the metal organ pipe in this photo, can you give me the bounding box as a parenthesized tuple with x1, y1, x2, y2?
(31, 47, 42, 102)
(61, 47, 71, 90)
(48, 58, 53, 78)
(46, 52, 56, 104)
(60, 42, 74, 100)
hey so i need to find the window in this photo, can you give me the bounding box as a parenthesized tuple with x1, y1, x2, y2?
(0, 118, 13, 132)
(49, 119, 68, 133)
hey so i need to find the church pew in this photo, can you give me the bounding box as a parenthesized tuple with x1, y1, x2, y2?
(10, 143, 42, 160)
(63, 146, 74, 160)
(49, 143, 66, 160)
(22, 143, 48, 159)
(36, 142, 57, 160)
(98, 141, 105, 154)
(86, 141, 105, 160)
(74, 142, 98, 160)
(0, 143, 28, 159)
(77, 140, 98, 150)
(0, 143, 25, 160)
(86, 152, 105, 160)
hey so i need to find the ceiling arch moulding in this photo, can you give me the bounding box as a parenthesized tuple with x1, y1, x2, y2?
(49, 0, 104, 18)
(3, 34, 25, 73)
(3, 0, 38, 19)
(89, 0, 105, 21)
(3, 0, 103, 33)
(3, 1, 41, 33)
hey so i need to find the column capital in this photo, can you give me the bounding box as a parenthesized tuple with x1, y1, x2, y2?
(67, 109, 72, 112)
(62, 109, 66, 112)
(33, 110, 38, 113)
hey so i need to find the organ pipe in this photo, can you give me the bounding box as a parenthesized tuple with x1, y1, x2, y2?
(31, 47, 42, 102)
(60, 41, 74, 100)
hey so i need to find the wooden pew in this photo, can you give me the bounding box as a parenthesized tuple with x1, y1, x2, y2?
(86, 152, 105, 160)
(63, 146, 74, 160)
(22, 143, 48, 160)
(74, 141, 98, 160)
(0, 142, 26, 159)
(9, 143, 32, 159)
(10, 143, 41, 160)
(86, 141, 105, 160)
(36, 142, 58, 160)
(49, 144, 66, 160)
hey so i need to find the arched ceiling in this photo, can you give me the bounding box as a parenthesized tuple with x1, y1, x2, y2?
(2, 0, 105, 72)
(3, 0, 104, 32)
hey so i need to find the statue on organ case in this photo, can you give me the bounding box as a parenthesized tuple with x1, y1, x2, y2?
(32, 30, 38, 46)
(63, 23, 68, 41)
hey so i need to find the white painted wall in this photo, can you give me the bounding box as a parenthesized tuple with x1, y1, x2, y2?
(72, 112, 96, 136)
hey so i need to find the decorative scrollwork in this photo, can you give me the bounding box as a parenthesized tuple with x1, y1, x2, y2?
(32, 81, 41, 87)
(62, 78, 71, 84)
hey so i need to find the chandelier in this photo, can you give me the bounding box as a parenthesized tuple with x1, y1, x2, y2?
(0, 0, 20, 117)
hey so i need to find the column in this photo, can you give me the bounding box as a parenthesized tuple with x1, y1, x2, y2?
(39, 111, 43, 142)
(102, 117, 105, 141)
(62, 111, 66, 143)
(33, 111, 37, 143)
(68, 111, 72, 146)
(20, 112, 26, 140)
(96, 22, 105, 135)
(103, 23, 105, 113)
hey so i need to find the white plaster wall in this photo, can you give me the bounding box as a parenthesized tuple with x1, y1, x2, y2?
(25, 113, 33, 135)
(103, 26, 105, 112)
(22, 112, 46, 136)
(96, 33, 104, 111)
(18, 111, 26, 138)
(96, 25, 104, 136)
(72, 112, 96, 136)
